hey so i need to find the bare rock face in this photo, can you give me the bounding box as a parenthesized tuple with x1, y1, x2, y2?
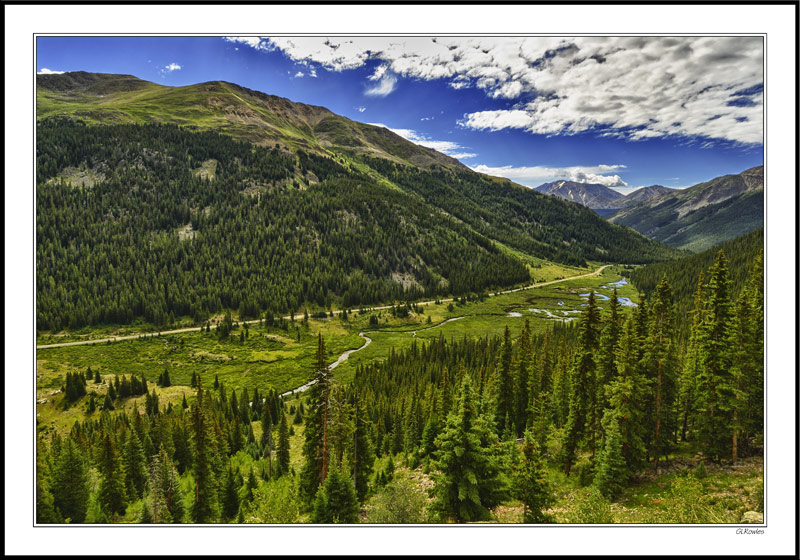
(740, 511, 763, 524)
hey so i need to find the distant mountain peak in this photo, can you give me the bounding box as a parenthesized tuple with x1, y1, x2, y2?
(534, 179, 624, 210)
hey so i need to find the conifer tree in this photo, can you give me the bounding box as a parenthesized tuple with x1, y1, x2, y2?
(97, 432, 128, 518)
(514, 320, 532, 436)
(495, 326, 514, 433)
(350, 395, 374, 502)
(122, 429, 148, 499)
(221, 465, 240, 521)
(593, 412, 628, 498)
(561, 292, 600, 475)
(642, 276, 678, 467)
(695, 250, 736, 462)
(430, 375, 508, 522)
(734, 252, 763, 457)
(299, 334, 332, 506)
(276, 413, 290, 477)
(190, 381, 219, 522)
(514, 430, 553, 523)
(36, 442, 61, 523)
(310, 469, 360, 524)
(52, 438, 90, 523)
(678, 273, 706, 442)
(608, 317, 650, 474)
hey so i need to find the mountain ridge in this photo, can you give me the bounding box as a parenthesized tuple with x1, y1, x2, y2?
(608, 166, 763, 252)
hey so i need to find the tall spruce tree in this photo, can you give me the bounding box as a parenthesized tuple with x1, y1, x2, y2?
(514, 430, 553, 523)
(430, 375, 508, 522)
(310, 468, 360, 524)
(642, 276, 678, 467)
(190, 381, 219, 522)
(695, 250, 736, 462)
(561, 291, 601, 475)
(36, 442, 61, 523)
(122, 429, 148, 499)
(514, 320, 532, 436)
(97, 434, 130, 518)
(52, 438, 90, 523)
(495, 326, 514, 433)
(276, 412, 290, 477)
(299, 335, 332, 506)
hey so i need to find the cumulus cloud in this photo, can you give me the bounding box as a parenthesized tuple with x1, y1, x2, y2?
(163, 62, 181, 72)
(294, 71, 304, 78)
(356, 106, 367, 113)
(369, 123, 475, 159)
(468, 163, 628, 187)
(229, 36, 763, 144)
(37, 68, 64, 75)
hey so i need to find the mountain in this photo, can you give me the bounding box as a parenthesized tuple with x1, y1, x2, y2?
(534, 180, 624, 211)
(608, 166, 764, 253)
(37, 71, 464, 170)
(617, 185, 676, 207)
(35, 72, 682, 331)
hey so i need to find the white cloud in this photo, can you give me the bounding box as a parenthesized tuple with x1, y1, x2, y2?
(420, 116, 434, 121)
(37, 68, 64, 75)
(468, 163, 628, 187)
(356, 106, 366, 113)
(365, 65, 397, 96)
(368, 123, 475, 159)
(232, 36, 763, 145)
(163, 62, 181, 72)
(294, 71, 304, 78)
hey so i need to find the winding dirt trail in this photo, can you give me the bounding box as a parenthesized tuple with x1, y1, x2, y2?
(36, 265, 608, 350)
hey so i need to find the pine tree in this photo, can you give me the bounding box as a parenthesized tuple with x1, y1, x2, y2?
(36, 441, 61, 523)
(430, 375, 509, 522)
(310, 469, 360, 523)
(695, 251, 736, 462)
(351, 395, 374, 503)
(276, 413, 290, 477)
(608, 317, 650, 474)
(97, 432, 128, 518)
(122, 429, 148, 499)
(514, 430, 553, 523)
(593, 412, 628, 499)
(52, 438, 90, 523)
(642, 276, 678, 467)
(299, 334, 332, 506)
(514, 320, 532, 436)
(678, 273, 706, 442)
(221, 465, 240, 521)
(190, 381, 219, 522)
(495, 326, 514, 433)
(561, 292, 600, 475)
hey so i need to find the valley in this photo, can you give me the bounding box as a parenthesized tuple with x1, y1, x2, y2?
(33, 69, 764, 528)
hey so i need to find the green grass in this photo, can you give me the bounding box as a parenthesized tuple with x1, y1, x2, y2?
(36, 319, 362, 396)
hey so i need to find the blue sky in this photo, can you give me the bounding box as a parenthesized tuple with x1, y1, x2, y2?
(37, 36, 764, 192)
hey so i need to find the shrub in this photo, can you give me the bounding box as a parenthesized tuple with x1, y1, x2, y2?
(561, 488, 614, 524)
(364, 473, 427, 524)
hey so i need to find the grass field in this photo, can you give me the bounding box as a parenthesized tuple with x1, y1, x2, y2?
(36, 266, 640, 435)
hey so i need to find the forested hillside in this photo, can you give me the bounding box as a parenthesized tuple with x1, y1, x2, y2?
(36, 247, 763, 524)
(627, 228, 764, 318)
(36, 112, 679, 332)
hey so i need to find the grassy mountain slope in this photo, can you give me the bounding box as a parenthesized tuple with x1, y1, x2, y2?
(609, 167, 763, 252)
(36, 72, 683, 331)
(37, 72, 463, 170)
